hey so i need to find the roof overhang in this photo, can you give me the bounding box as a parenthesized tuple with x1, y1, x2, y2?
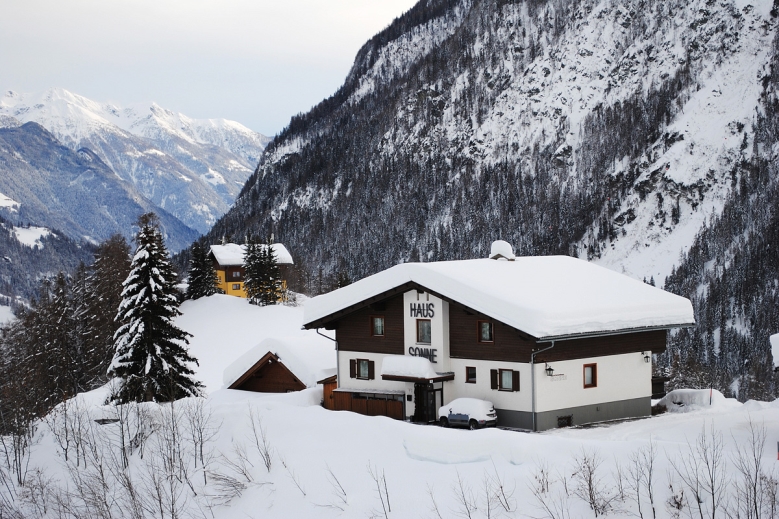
(535, 322, 696, 343)
(227, 351, 306, 390)
(381, 372, 455, 383)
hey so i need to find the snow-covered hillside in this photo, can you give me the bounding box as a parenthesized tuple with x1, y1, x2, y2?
(1, 296, 778, 518)
(0, 88, 270, 233)
(175, 294, 332, 393)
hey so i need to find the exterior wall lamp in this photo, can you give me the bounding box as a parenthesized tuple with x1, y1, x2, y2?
(642, 352, 651, 363)
(545, 363, 554, 376)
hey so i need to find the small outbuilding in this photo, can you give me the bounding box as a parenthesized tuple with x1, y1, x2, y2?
(224, 335, 336, 393)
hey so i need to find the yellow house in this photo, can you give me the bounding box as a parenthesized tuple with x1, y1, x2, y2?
(208, 243, 294, 298)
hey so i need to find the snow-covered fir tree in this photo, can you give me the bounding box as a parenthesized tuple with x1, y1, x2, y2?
(244, 236, 282, 306)
(243, 236, 264, 305)
(109, 213, 202, 403)
(186, 240, 219, 300)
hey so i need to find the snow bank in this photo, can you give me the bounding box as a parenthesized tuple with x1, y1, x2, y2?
(657, 388, 740, 412)
(222, 334, 335, 389)
(305, 257, 695, 339)
(771, 334, 779, 368)
(381, 355, 439, 379)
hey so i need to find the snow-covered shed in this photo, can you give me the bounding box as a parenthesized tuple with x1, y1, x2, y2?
(208, 242, 294, 298)
(223, 335, 335, 393)
(303, 243, 695, 431)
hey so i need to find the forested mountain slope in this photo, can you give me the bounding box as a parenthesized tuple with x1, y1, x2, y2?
(206, 0, 778, 398)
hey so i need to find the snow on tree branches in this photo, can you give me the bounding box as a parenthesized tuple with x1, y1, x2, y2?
(109, 213, 203, 402)
(186, 240, 219, 300)
(244, 236, 282, 306)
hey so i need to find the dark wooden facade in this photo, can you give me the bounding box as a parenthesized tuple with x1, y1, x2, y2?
(336, 294, 405, 354)
(318, 375, 337, 410)
(228, 352, 306, 393)
(331, 391, 404, 419)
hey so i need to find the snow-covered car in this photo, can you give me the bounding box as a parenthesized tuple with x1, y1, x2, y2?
(438, 398, 497, 429)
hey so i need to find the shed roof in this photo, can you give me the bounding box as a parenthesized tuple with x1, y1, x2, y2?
(223, 334, 335, 389)
(303, 257, 695, 340)
(209, 243, 294, 266)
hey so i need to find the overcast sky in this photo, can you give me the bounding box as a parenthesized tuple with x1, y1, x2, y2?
(0, 0, 418, 136)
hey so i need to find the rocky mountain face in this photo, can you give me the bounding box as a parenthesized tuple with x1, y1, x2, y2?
(0, 122, 199, 252)
(208, 0, 779, 399)
(0, 88, 269, 234)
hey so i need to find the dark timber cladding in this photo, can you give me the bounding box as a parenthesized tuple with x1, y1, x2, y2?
(336, 293, 404, 354)
(228, 352, 306, 393)
(448, 301, 667, 362)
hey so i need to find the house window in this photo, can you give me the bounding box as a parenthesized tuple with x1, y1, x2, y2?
(465, 366, 476, 383)
(583, 364, 597, 388)
(478, 321, 494, 342)
(349, 359, 374, 379)
(371, 316, 385, 336)
(232, 271, 240, 278)
(491, 369, 520, 392)
(500, 369, 514, 391)
(232, 283, 240, 290)
(417, 319, 431, 344)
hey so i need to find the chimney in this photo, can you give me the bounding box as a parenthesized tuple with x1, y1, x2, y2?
(489, 240, 515, 261)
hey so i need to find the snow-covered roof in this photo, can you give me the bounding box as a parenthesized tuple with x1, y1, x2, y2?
(381, 355, 440, 379)
(771, 334, 779, 368)
(209, 243, 294, 266)
(303, 257, 695, 340)
(223, 335, 335, 389)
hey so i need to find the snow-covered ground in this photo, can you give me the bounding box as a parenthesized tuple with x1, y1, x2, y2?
(12, 225, 52, 248)
(3, 296, 778, 518)
(0, 305, 14, 325)
(0, 191, 19, 211)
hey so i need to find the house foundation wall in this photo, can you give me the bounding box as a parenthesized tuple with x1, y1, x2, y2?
(534, 396, 651, 431)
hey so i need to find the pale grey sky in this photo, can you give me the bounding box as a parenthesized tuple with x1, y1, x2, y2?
(0, 0, 418, 135)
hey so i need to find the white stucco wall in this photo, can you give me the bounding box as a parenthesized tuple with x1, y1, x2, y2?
(534, 351, 652, 412)
(446, 358, 533, 411)
(337, 352, 407, 393)
(402, 291, 450, 372)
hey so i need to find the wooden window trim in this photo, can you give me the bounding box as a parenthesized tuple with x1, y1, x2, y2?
(477, 320, 494, 343)
(416, 319, 431, 344)
(465, 366, 476, 384)
(583, 363, 597, 388)
(369, 315, 385, 337)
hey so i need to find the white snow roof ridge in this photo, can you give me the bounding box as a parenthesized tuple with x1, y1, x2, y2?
(210, 243, 294, 265)
(304, 257, 695, 340)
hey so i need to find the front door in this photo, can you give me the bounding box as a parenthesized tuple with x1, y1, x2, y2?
(412, 383, 440, 423)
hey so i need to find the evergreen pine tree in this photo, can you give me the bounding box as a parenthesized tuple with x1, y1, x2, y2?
(186, 240, 219, 299)
(243, 236, 265, 305)
(86, 234, 132, 381)
(109, 213, 202, 403)
(260, 237, 282, 306)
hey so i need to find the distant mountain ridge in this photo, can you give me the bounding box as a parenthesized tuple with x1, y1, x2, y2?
(0, 121, 199, 252)
(0, 88, 270, 234)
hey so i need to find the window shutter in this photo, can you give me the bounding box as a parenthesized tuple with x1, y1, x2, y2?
(349, 359, 356, 378)
(490, 369, 498, 390)
(368, 360, 375, 380)
(512, 370, 520, 392)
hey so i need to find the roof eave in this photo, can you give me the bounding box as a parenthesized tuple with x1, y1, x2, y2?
(535, 322, 696, 343)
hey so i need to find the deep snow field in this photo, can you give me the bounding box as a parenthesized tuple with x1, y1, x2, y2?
(2, 295, 778, 518)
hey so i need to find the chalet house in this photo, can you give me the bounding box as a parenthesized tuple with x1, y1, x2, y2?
(302, 241, 695, 431)
(208, 243, 294, 298)
(223, 336, 336, 393)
